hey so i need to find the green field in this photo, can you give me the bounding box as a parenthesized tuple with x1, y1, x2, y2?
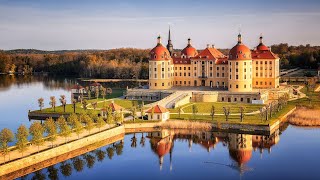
(170, 102, 263, 114)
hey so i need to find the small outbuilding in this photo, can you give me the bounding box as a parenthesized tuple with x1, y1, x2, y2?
(100, 102, 124, 118)
(71, 84, 86, 94)
(146, 105, 170, 121)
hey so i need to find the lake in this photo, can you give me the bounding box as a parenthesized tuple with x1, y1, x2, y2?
(0, 75, 319, 180)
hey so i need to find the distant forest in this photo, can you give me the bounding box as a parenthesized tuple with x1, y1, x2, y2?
(0, 44, 320, 79)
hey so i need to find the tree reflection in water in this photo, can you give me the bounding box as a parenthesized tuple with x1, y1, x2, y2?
(47, 165, 59, 180)
(83, 154, 96, 168)
(106, 146, 115, 160)
(140, 133, 145, 147)
(60, 161, 72, 177)
(19, 129, 280, 179)
(95, 148, 106, 162)
(72, 157, 85, 172)
(131, 133, 137, 148)
(31, 169, 46, 180)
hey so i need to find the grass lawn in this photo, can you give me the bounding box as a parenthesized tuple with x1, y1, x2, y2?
(88, 99, 152, 109)
(171, 102, 263, 114)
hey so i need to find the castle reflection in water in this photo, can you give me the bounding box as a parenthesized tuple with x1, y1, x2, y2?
(148, 129, 279, 173)
(22, 128, 280, 179)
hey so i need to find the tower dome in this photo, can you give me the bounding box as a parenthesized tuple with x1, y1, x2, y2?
(181, 38, 198, 58)
(229, 34, 252, 60)
(256, 35, 269, 51)
(150, 36, 172, 61)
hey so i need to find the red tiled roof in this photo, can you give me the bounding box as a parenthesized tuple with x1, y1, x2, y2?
(72, 84, 84, 89)
(109, 103, 123, 111)
(215, 57, 228, 65)
(90, 82, 102, 87)
(181, 44, 198, 57)
(150, 43, 172, 61)
(195, 47, 225, 60)
(229, 43, 252, 61)
(251, 49, 278, 59)
(146, 105, 169, 113)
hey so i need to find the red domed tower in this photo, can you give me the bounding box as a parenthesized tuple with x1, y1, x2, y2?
(181, 38, 198, 58)
(256, 35, 269, 51)
(228, 34, 253, 92)
(149, 36, 174, 90)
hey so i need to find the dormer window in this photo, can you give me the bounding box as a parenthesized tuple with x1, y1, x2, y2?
(236, 55, 239, 58)
(154, 55, 157, 59)
(243, 54, 246, 58)
(239, 51, 242, 54)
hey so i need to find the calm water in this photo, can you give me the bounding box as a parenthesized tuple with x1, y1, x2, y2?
(0, 75, 319, 180)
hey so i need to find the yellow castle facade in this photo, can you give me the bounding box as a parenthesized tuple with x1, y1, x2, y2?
(148, 31, 280, 93)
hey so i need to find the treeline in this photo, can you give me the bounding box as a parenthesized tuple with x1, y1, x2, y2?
(1, 44, 320, 78)
(0, 48, 150, 79)
(270, 44, 320, 68)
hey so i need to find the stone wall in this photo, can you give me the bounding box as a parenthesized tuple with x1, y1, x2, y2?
(0, 126, 125, 178)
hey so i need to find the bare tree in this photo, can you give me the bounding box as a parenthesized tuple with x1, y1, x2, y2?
(239, 106, 245, 122)
(38, 98, 44, 111)
(223, 106, 230, 121)
(59, 95, 67, 112)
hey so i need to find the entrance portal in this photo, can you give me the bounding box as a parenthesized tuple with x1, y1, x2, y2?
(201, 80, 205, 86)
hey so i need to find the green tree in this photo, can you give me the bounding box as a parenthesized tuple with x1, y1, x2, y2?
(96, 116, 106, 131)
(74, 117, 84, 139)
(29, 121, 45, 152)
(130, 107, 136, 122)
(38, 98, 44, 111)
(15, 125, 29, 156)
(83, 114, 94, 134)
(82, 99, 88, 110)
(59, 95, 67, 112)
(67, 113, 78, 130)
(106, 106, 114, 124)
(57, 116, 71, 143)
(49, 96, 56, 112)
(44, 117, 58, 147)
(0, 128, 14, 162)
(210, 105, 215, 121)
(192, 104, 198, 120)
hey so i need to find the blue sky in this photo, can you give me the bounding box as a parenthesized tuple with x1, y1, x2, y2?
(0, 0, 320, 50)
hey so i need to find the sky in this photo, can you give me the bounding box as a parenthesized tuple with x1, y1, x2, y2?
(0, 0, 320, 50)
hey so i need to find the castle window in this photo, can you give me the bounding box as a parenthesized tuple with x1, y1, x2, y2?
(176, 81, 178, 84)
(256, 73, 258, 76)
(244, 62, 246, 65)
(217, 73, 220, 77)
(210, 61, 213, 64)
(188, 67, 191, 70)
(210, 67, 213, 70)
(241, 98, 243, 102)
(162, 68, 164, 71)
(189, 81, 191, 85)
(260, 61, 263, 64)
(154, 68, 157, 71)
(229, 62, 231, 66)
(234, 98, 237, 101)
(180, 73, 182, 76)
(180, 67, 182, 70)
(162, 83, 164, 86)
(256, 67, 258, 70)
(180, 81, 182, 84)
(256, 81, 258, 85)
(256, 61, 258, 65)
(230, 68, 232, 72)
(230, 85, 232, 88)
(188, 73, 191, 76)
(217, 67, 219, 71)
(230, 75, 232, 79)
(194, 67, 196, 70)
(162, 74, 164, 78)
(154, 55, 157, 59)
(175, 73, 177, 76)
(236, 69, 238, 72)
(175, 67, 177, 70)
(184, 81, 186, 85)
(155, 83, 157, 86)
(244, 68, 246, 72)
(260, 82, 262, 85)
(244, 84, 246, 88)
(265, 61, 267, 64)
(184, 67, 186, 70)
(154, 74, 157, 78)
(244, 75, 247, 79)
(222, 73, 224, 77)
(194, 62, 197, 64)
(270, 61, 272, 64)
(210, 73, 213, 77)
(236, 85, 238, 88)
(184, 73, 186, 76)
(222, 97, 225, 101)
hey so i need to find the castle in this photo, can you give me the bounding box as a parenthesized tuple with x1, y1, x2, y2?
(148, 29, 280, 93)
